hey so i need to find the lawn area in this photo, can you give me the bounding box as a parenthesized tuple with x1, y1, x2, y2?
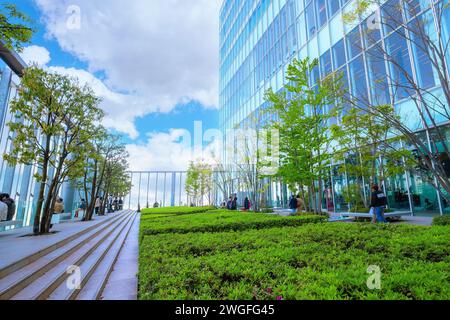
(138, 208, 450, 300)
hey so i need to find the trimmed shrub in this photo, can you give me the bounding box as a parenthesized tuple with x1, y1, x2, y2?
(141, 211, 326, 236)
(140, 206, 215, 216)
(139, 223, 450, 300)
(433, 215, 450, 226)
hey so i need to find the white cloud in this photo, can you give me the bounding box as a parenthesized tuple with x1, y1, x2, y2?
(126, 129, 221, 172)
(34, 0, 221, 120)
(20, 45, 51, 66)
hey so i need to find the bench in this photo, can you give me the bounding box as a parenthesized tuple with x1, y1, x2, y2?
(51, 211, 85, 224)
(341, 211, 411, 220)
(0, 220, 24, 232)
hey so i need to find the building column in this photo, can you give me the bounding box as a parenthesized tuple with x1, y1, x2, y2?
(0, 68, 12, 140)
(62, 180, 76, 214)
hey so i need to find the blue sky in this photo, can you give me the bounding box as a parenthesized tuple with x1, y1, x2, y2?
(14, 0, 221, 171)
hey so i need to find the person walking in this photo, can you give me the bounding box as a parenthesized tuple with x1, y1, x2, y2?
(1, 194, 15, 221)
(370, 185, 388, 223)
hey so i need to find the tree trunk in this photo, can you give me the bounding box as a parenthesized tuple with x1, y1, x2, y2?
(33, 153, 50, 235)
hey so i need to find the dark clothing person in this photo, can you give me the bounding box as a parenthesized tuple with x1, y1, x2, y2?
(244, 197, 251, 211)
(232, 196, 238, 211)
(2, 196, 16, 221)
(289, 196, 297, 210)
(370, 188, 387, 223)
(227, 197, 233, 210)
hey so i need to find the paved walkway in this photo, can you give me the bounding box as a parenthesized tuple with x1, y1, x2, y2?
(272, 209, 433, 226)
(0, 213, 122, 271)
(0, 211, 140, 300)
(101, 212, 140, 300)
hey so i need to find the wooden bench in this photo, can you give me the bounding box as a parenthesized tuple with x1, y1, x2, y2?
(0, 220, 24, 232)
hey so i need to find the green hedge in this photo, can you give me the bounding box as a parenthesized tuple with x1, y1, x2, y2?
(141, 211, 327, 236)
(140, 206, 215, 216)
(139, 223, 450, 300)
(433, 215, 450, 226)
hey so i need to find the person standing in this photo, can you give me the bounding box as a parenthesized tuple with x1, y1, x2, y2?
(296, 195, 304, 214)
(232, 194, 238, 211)
(370, 185, 388, 223)
(95, 196, 101, 215)
(289, 195, 297, 214)
(244, 197, 251, 211)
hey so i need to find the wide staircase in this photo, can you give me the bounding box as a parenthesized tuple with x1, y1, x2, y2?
(0, 210, 138, 300)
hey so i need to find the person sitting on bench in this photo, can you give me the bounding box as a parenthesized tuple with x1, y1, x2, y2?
(75, 199, 86, 218)
(0, 198, 7, 222)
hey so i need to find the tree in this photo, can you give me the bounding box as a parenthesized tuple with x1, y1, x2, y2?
(225, 107, 276, 213)
(0, 3, 34, 52)
(343, 0, 450, 203)
(5, 66, 103, 234)
(185, 161, 213, 206)
(100, 156, 131, 214)
(331, 106, 415, 209)
(264, 58, 344, 215)
(79, 131, 131, 219)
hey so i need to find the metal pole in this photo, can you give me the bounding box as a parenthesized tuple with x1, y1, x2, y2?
(137, 173, 142, 210)
(146, 172, 150, 208)
(128, 172, 133, 209)
(179, 172, 182, 206)
(163, 172, 167, 207)
(155, 172, 159, 204)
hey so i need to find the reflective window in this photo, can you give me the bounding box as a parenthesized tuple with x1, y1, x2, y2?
(306, 2, 317, 38)
(385, 28, 414, 100)
(328, 0, 341, 17)
(347, 27, 362, 60)
(316, 0, 328, 28)
(332, 39, 346, 69)
(349, 55, 369, 104)
(409, 12, 436, 89)
(320, 50, 332, 77)
(367, 46, 391, 105)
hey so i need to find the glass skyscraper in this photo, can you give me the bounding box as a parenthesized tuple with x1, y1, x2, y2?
(219, 0, 450, 215)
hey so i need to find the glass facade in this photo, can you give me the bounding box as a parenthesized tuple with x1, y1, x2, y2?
(219, 0, 450, 215)
(0, 56, 80, 230)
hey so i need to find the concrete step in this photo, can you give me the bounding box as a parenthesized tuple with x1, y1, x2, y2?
(0, 211, 132, 300)
(69, 212, 137, 300)
(101, 212, 140, 300)
(9, 211, 134, 300)
(0, 210, 132, 279)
